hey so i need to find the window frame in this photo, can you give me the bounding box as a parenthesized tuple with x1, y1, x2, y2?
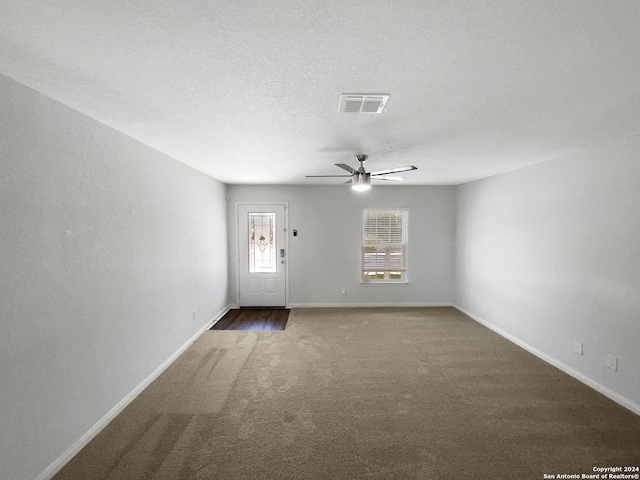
(361, 208, 409, 284)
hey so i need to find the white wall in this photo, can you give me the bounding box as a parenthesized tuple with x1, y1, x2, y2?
(0, 74, 230, 480)
(227, 185, 456, 307)
(455, 136, 640, 413)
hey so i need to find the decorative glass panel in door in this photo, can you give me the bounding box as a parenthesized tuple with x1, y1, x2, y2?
(248, 212, 277, 273)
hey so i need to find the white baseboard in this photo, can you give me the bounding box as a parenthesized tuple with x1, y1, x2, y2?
(36, 303, 232, 480)
(288, 302, 453, 308)
(208, 303, 235, 328)
(453, 304, 640, 416)
(202, 304, 233, 331)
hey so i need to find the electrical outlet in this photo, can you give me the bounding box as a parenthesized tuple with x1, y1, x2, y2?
(573, 341, 583, 355)
(606, 355, 618, 371)
(193, 310, 197, 322)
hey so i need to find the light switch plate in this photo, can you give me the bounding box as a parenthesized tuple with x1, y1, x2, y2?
(574, 341, 583, 355)
(606, 355, 618, 371)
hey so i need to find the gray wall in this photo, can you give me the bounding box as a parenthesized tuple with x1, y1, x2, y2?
(227, 185, 456, 307)
(0, 74, 230, 480)
(454, 136, 640, 413)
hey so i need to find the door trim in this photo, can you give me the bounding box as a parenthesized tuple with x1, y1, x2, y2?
(235, 201, 289, 308)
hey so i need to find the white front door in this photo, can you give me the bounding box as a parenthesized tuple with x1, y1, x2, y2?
(238, 204, 287, 307)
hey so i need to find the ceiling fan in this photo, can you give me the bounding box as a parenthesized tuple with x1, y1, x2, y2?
(306, 154, 417, 191)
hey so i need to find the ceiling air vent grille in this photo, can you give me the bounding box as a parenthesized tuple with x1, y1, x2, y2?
(339, 94, 390, 114)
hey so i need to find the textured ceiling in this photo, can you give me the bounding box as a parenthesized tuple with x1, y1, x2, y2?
(1, 1, 640, 185)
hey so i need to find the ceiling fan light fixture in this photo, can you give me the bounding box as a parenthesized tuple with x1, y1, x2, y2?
(352, 173, 371, 192)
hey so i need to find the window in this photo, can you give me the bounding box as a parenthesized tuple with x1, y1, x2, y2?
(362, 209, 408, 282)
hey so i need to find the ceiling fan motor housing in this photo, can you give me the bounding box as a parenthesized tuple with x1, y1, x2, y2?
(356, 155, 368, 173)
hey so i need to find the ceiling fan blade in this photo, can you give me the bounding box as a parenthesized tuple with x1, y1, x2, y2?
(370, 165, 417, 176)
(373, 176, 404, 182)
(335, 163, 357, 174)
(306, 175, 353, 178)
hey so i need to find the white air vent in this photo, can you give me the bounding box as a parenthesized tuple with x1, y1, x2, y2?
(339, 94, 390, 114)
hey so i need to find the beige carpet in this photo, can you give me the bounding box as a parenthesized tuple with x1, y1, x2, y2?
(55, 307, 640, 479)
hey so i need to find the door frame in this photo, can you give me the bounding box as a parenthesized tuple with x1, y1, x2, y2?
(235, 201, 289, 308)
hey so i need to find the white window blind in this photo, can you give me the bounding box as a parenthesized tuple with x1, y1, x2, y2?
(362, 209, 408, 282)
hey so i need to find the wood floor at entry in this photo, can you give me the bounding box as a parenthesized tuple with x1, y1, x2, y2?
(210, 308, 290, 331)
